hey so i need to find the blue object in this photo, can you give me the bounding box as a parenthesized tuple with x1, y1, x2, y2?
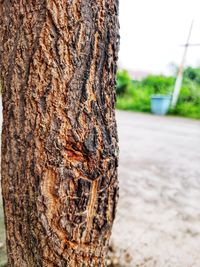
(151, 95, 171, 115)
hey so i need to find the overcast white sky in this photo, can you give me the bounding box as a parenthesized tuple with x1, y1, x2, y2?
(119, 0, 200, 74)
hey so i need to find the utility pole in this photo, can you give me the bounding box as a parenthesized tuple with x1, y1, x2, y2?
(171, 21, 194, 108)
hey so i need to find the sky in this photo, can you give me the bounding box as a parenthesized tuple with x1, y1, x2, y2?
(119, 0, 200, 75)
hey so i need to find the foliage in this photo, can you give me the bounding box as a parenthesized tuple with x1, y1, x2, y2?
(116, 70, 133, 95)
(116, 67, 200, 119)
(140, 75, 174, 94)
(183, 67, 200, 84)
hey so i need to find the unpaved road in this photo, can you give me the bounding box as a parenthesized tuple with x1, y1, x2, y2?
(111, 111, 200, 267)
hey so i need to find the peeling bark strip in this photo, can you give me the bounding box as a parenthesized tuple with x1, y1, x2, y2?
(0, 1, 119, 266)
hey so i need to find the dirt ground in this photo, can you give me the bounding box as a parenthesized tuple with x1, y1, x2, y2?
(111, 111, 200, 267)
(0, 110, 200, 267)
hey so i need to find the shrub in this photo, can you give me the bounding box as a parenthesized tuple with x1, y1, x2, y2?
(116, 70, 133, 96)
(116, 67, 200, 119)
(141, 75, 175, 94)
(183, 67, 200, 85)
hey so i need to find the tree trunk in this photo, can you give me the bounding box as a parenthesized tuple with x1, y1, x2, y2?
(0, 1, 119, 266)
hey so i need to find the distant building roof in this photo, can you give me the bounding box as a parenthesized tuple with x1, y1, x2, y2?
(126, 70, 151, 81)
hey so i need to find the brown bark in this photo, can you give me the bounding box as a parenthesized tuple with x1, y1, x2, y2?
(0, 1, 119, 266)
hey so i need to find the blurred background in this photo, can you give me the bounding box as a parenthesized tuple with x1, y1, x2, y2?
(108, 0, 200, 266)
(119, 0, 200, 74)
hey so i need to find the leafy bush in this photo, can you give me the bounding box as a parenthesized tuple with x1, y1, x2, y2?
(183, 67, 200, 84)
(116, 67, 200, 119)
(116, 70, 133, 96)
(141, 75, 175, 94)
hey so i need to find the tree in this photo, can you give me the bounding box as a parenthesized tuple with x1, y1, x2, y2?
(0, 1, 119, 266)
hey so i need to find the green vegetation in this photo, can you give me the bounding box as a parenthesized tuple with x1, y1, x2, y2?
(116, 67, 200, 119)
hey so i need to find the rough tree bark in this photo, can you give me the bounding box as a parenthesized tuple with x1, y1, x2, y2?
(0, 1, 119, 266)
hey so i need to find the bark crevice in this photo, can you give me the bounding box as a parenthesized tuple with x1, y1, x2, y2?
(0, 1, 119, 266)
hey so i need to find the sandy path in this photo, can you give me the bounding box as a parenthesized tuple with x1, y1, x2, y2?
(111, 111, 200, 267)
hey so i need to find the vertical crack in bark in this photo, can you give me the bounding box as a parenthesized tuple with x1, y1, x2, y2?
(41, 168, 58, 229)
(82, 179, 98, 243)
(77, 24, 84, 56)
(86, 32, 99, 106)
